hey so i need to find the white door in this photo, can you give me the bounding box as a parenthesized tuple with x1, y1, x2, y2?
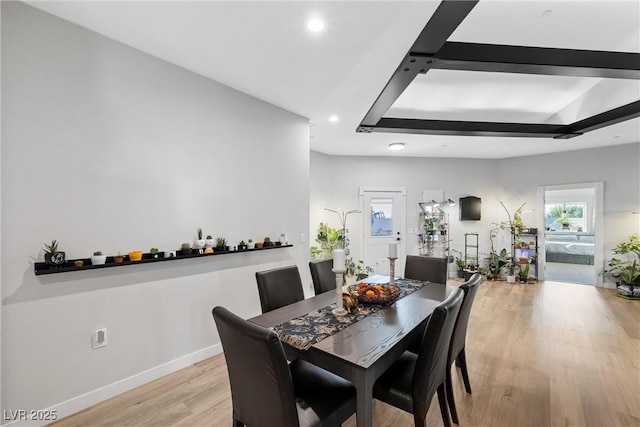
(360, 187, 406, 277)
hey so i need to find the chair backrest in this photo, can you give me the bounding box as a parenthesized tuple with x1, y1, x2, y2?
(404, 255, 449, 283)
(309, 259, 335, 295)
(212, 306, 299, 427)
(412, 288, 464, 405)
(255, 265, 305, 313)
(448, 273, 482, 364)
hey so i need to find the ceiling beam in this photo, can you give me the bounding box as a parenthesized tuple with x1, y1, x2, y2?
(563, 100, 640, 135)
(367, 118, 570, 139)
(431, 42, 640, 79)
(357, 0, 640, 139)
(358, 0, 478, 128)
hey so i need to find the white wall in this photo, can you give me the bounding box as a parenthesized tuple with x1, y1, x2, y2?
(311, 143, 640, 281)
(309, 153, 506, 272)
(2, 2, 309, 420)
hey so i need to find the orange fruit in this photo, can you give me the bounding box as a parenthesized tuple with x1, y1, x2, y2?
(365, 290, 375, 297)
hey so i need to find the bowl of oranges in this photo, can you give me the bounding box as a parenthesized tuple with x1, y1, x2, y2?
(351, 282, 399, 305)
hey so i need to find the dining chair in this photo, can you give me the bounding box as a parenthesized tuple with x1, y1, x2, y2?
(309, 259, 335, 295)
(212, 306, 357, 427)
(446, 272, 482, 425)
(373, 288, 464, 427)
(404, 255, 449, 284)
(255, 265, 305, 313)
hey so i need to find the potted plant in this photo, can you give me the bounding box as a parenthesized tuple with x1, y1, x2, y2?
(310, 223, 344, 259)
(43, 240, 65, 267)
(603, 234, 640, 297)
(518, 262, 530, 283)
(238, 240, 247, 251)
(557, 211, 571, 230)
(263, 236, 273, 248)
(345, 258, 374, 288)
(149, 248, 160, 259)
(114, 253, 125, 264)
(205, 235, 215, 249)
(91, 251, 107, 265)
(194, 228, 206, 249)
(505, 260, 518, 283)
(247, 239, 254, 249)
(215, 237, 227, 252)
(180, 243, 192, 256)
(255, 241, 264, 249)
(454, 257, 466, 278)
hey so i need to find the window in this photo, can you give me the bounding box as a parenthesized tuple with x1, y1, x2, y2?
(545, 203, 587, 232)
(370, 198, 393, 236)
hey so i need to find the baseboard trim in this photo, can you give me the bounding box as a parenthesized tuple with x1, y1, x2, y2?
(2, 344, 222, 427)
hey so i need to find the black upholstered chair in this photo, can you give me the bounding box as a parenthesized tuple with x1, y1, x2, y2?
(255, 266, 305, 313)
(212, 306, 356, 427)
(373, 288, 464, 427)
(404, 255, 449, 284)
(446, 272, 482, 425)
(309, 259, 335, 295)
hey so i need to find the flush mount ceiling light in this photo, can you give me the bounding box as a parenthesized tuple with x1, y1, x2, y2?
(329, 115, 339, 122)
(357, 0, 640, 139)
(307, 18, 325, 33)
(388, 142, 405, 150)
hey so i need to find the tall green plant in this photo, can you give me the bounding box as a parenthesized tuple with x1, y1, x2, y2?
(310, 222, 345, 260)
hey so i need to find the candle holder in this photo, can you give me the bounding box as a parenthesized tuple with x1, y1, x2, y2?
(332, 268, 348, 316)
(388, 256, 398, 286)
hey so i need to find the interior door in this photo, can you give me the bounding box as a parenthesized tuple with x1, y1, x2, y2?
(360, 187, 406, 277)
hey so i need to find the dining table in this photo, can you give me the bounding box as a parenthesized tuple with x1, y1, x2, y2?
(248, 276, 458, 427)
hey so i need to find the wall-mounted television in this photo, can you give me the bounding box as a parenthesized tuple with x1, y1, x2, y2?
(459, 196, 481, 221)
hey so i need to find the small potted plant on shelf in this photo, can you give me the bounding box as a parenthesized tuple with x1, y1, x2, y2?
(215, 237, 227, 252)
(194, 228, 205, 249)
(43, 240, 66, 267)
(205, 235, 215, 249)
(255, 240, 264, 249)
(247, 239, 254, 249)
(237, 240, 247, 251)
(263, 236, 273, 248)
(150, 248, 160, 259)
(180, 243, 192, 256)
(91, 251, 107, 265)
(114, 253, 125, 264)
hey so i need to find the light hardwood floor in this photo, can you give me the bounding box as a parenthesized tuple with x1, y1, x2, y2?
(52, 280, 640, 426)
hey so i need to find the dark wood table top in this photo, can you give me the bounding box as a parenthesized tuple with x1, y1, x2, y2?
(249, 280, 458, 427)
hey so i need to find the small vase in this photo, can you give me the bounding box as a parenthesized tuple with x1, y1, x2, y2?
(91, 255, 107, 265)
(45, 252, 66, 266)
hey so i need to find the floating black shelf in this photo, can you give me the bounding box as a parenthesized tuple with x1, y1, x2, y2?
(34, 244, 293, 276)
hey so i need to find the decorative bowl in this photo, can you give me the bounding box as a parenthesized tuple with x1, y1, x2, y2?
(350, 283, 399, 305)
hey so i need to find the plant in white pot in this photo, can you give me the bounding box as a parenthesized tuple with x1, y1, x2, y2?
(505, 260, 518, 283)
(247, 239, 254, 249)
(91, 251, 107, 265)
(205, 234, 215, 249)
(194, 228, 206, 249)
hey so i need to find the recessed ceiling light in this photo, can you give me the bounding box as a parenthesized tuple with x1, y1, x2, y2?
(388, 142, 405, 151)
(307, 18, 325, 33)
(329, 115, 339, 122)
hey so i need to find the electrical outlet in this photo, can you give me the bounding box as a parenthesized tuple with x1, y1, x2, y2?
(91, 328, 107, 349)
